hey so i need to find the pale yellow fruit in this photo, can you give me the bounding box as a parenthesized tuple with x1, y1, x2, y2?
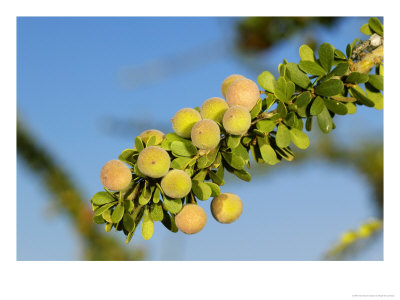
(137, 146, 171, 178)
(221, 74, 246, 98)
(171, 108, 202, 138)
(175, 204, 207, 234)
(191, 119, 221, 150)
(211, 193, 243, 224)
(100, 160, 132, 191)
(161, 170, 192, 199)
(199, 97, 229, 123)
(222, 105, 251, 136)
(138, 129, 165, 145)
(226, 78, 260, 111)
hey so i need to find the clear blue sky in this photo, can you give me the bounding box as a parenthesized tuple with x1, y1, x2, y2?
(17, 17, 383, 260)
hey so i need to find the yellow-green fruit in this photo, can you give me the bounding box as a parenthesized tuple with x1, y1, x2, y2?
(191, 119, 221, 150)
(161, 170, 192, 199)
(222, 105, 251, 136)
(200, 97, 229, 123)
(138, 129, 165, 145)
(171, 108, 202, 138)
(211, 193, 243, 224)
(175, 204, 207, 234)
(221, 74, 246, 98)
(226, 78, 260, 111)
(137, 146, 171, 178)
(100, 160, 132, 191)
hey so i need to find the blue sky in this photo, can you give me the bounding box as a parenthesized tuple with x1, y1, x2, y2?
(17, 17, 383, 260)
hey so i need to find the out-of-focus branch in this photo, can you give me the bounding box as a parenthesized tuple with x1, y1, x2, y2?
(17, 119, 145, 260)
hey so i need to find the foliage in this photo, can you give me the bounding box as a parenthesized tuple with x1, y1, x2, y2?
(90, 18, 384, 243)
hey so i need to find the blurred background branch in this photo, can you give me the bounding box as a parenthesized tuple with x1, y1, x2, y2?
(17, 119, 144, 260)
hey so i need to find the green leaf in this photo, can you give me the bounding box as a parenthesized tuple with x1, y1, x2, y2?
(334, 49, 347, 60)
(171, 157, 193, 169)
(346, 44, 352, 59)
(197, 147, 219, 169)
(345, 102, 357, 114)
(277, 100, 288, 118)
(93, 214, 105, 224)
(256, 119, 276, 133)
(118, 149, 137, 166)
(257, 136, 279, 165)
(289, 128, 310, 150)
(163, 196, 183, 214)
(360, 23, 373, 36)
(94, 202, 117, 216)
(135, 137, 144, 152)
(327, 99, 346, 116)
(365, 83, 383, 110)
(161, 212, 178, 233)
(150, 202, 164, 222)
(368, 17, 383, 36)
(91, 191, 116, 206)
(284, 112, 298, 128)
(124, 199, 134, 213)
(314, 79, 344, 97)
(152, 187, 160, 203)
(317, 106, 333, 134)
(208, 170, 225, 186)
(296, 91, 312, 108)
(257, 71, 276, 93)
(222, 152, 245, 170)
(227, 135, 242, 149)
(264, 94, 276, 111)
(310, 96, 325, 116)
(346, 72, 369, 84)
(299, 44, 315, 62)
(331, 62, 349, 76)
(286, 63, 311, 89)
(286, 80, 295, 100)
(324, 98, 348, 115)
(123, 213, 135, 232)
(349, 86, 375, 107)
(368, 75, 383, 91)
(274, 77, 289, 102)
(299, 60, 326, 76)
(141, 208, 154, 240)
(102, 209, 113, 223)
(318, 43, 334, 72)
(205, 182, 221, 197)
(233, 169, 252, 181)
(276, 124, 291, 148)
(170, 141, 198, 157)
(146, 136, 157, 147)
(305, 116, 313, 131)
(111, 204, 125, 223)
(191, 180, 212, 200)
(231, 143, 249, 164)
(250, 98, 263, 119)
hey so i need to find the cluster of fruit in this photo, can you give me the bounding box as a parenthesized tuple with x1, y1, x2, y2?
(90, 18, 384, 243)
(93, 74, 260, 240)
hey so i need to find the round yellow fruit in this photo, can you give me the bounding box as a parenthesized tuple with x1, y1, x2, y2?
(222, 105, 251, 136)
(100, 160, 132, 191)
(226, 78, 260, 111)
(137, 146, 171, 178)
(175, 204, 207, 234)
(171, 108, 202, 138)
(161, 169, 192, 199)
(211, 193, 243, 224)
(221, 74, 246, 98)
(191, 119, 221, 150)
(199, 97, 229, 123)
(138, 129, 165, 145)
